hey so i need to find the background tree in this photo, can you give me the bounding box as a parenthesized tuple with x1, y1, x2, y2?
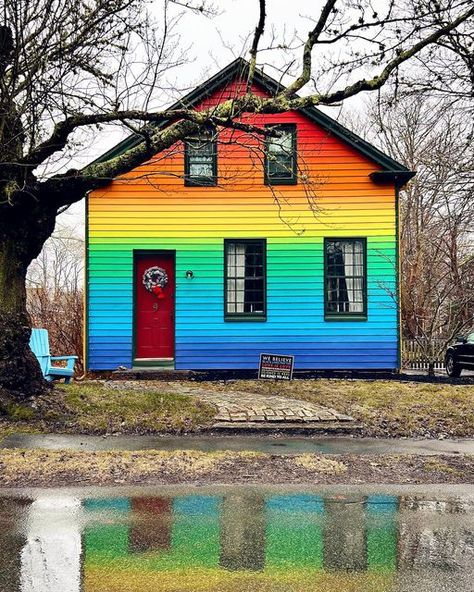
(1, 0, 474, 401)
(369, 94, 474, 373)
(27, 226, 84, 374)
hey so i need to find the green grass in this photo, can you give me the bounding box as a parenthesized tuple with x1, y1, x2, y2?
(203, 379, 474, 438)
(1, 382, 216, 437)
(3, 402, 36, 421)
(56, 383, 216, 433)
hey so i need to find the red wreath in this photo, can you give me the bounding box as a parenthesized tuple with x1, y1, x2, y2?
(143, 266, 168, 303)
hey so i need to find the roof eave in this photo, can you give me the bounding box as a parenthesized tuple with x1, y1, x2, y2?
(370, 170, 416, 188)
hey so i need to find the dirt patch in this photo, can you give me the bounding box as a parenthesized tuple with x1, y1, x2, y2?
(293, 454, 347, 474)
(0, 449, 473, 487)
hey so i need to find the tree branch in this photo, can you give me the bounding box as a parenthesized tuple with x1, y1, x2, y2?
(246, 0, 266, 92)
(19, 108, 209, 168)
(38, 104, 276, 206)
(286, 5, 474, 107)
(281, 0, 338, 98)
(26, 3, 474, 207)
(20, 100, 279, 171)
(168, 0, 219, 16)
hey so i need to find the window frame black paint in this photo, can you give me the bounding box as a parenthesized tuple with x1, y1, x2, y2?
(324, 237, 368, 321)
(224, 239, 267, 322)
(264, 124, 297, 185)
(184, 134, 218, 186)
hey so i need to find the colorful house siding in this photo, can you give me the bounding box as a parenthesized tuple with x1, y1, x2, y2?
(86, 59, 413, 371)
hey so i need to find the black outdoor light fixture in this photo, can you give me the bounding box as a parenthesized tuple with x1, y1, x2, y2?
(185, 270, 194, 279)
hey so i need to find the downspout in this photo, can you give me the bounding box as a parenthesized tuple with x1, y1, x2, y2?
(75, 190, 91, 381)
(395, 183, 402, 373)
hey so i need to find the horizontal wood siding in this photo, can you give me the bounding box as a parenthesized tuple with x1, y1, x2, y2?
(87, 79, 398, 370)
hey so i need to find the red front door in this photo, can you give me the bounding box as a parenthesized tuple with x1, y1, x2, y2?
(135, 253, 175, 360)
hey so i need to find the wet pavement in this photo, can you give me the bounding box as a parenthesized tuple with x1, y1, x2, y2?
(3, 432, 474, 456)
(1, 484, 474, 591)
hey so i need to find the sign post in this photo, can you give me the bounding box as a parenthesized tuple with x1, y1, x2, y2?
(258, 353, 294, 380)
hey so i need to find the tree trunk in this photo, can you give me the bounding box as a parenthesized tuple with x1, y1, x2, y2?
(0, 227, 51, 403)
(0, 27, 58, 403)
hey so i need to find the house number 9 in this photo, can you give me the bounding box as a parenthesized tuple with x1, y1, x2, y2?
(153, 303, 159, 312)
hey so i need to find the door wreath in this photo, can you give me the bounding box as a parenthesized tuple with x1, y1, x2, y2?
(143, 266, 168, 299)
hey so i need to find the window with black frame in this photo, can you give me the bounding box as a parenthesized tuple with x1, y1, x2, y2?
(184, 133, 217, 186)
(225, 240, 266, 320)
(325, 238, 367, 318)
(264, 124, 297, 185)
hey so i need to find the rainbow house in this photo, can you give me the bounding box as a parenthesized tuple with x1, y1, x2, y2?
(85, 59, 414, 372)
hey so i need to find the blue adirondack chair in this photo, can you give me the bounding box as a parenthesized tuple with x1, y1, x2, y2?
(29, 328, 78, 383)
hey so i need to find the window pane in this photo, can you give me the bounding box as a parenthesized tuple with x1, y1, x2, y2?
(225, 241, 266, 317)
(268, 129, 292, 153)
(325, 239, 366, 316)
(189, 162, 213, 177)
(188, 140, 213, 157)
(268, 157, 294, 177)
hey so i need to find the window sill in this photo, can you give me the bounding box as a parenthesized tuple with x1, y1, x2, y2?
(184, 179, 217, 187)
(324, 315, 367, 322)
(225, 315, 267, 323)
(264, 178, 297, 186)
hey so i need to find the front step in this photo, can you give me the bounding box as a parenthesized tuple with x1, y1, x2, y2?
(112, 368, 199, 380)
(211, 421, 362, 434)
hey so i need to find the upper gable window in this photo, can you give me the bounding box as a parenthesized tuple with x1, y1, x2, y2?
(184, 133, 217, 186)
(264, 124, 297, 185)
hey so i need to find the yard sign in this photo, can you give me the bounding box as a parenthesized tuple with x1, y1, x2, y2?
(258, 354, 294, 380)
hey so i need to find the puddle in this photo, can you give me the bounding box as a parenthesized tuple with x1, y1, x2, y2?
(1, 486, 474, 591)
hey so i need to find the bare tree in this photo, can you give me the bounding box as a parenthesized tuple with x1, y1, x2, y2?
(370, 94, 474, 373)
(27, 226, 84, 374)
(1, 0, 474, 400)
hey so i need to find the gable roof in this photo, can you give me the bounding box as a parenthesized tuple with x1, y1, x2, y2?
(93, 57, 414, 186)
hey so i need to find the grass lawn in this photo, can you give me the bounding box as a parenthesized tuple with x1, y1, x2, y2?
(204, 378, 474, 438)
(1, 378, 473, 439)
(0, 382, 216, 438)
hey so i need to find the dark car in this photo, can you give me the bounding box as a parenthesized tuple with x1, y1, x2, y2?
(445, 332, 474, 377)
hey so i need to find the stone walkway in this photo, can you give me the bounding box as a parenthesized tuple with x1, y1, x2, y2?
(107, 380, 354, 429)
(192, 389, 353, 425)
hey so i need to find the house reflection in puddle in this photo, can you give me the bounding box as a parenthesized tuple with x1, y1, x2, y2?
(265, 494, 324, 569)
(82, 493, 398, 573)
(12, 492, 474, 591)
(130, 497, 172, 553)
(220, 493, 266, 571)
